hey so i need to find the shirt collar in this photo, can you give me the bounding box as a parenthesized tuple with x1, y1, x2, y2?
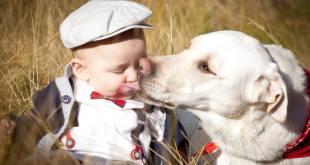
(73, 77, 144, 110)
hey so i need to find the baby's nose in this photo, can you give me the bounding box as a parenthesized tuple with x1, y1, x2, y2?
(139, 58, 152, 75)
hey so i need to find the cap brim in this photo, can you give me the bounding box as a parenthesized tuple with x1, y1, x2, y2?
(93, 23, 152, 41)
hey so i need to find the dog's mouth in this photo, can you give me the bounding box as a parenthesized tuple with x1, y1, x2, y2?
(137, 75, 177, 109)
(136, 91, 176, 109)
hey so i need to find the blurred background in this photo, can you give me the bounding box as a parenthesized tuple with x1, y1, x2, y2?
(0, 0, 309, 116)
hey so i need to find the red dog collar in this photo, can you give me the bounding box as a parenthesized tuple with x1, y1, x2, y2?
(193, 141, 218, 156)
(283, 69, 310, 159)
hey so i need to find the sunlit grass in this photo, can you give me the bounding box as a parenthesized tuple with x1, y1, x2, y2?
(0, 0, 309, 164)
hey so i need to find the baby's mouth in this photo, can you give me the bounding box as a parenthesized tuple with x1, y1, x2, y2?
(115, 82, 141, 98)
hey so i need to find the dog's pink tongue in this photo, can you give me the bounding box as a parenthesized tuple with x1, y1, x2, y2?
(117, 82, 140, 96)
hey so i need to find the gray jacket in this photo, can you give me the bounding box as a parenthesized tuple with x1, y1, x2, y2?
(7, 66, 188, 165)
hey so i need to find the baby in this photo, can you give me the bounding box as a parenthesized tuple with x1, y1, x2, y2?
(4, 1, 173, 164)
(1, 1, 189, 164)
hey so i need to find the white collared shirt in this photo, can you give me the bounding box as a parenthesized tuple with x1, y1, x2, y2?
(61, 78, 165, 161)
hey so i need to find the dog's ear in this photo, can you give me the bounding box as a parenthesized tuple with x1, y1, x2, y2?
(252, 65, 288, 122)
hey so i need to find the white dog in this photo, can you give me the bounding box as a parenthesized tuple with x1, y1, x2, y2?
(138, 31, 310, 164)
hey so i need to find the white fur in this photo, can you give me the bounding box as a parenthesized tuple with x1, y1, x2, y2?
(140, 31, 310, 164)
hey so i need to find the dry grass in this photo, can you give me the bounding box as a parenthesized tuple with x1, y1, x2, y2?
(0, 0, 309, 117)
(0, 0, 309, 164)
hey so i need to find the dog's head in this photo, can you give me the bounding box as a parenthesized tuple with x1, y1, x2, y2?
(139, 30, 288, 122)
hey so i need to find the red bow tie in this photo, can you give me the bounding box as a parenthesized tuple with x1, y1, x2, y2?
(90, 91, 126, 108)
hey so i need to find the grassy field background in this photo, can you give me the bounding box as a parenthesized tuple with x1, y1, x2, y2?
(0, 0, 309, 118)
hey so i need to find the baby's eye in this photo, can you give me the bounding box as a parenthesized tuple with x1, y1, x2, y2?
(111, 67, 127, 74)
(112, 69, 126, 74)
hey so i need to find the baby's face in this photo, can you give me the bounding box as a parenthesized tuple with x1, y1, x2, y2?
(72, 30, 146, 99)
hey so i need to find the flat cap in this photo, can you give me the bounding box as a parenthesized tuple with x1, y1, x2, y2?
(60, 0, 152, 48)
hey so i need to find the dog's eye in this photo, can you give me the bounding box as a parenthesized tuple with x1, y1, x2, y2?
(198, 63, 209, 73)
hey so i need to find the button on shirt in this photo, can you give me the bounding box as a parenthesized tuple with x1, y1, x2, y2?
(61, 78, 163, 161)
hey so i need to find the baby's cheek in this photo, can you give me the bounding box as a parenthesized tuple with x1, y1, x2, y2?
(103, 79, 125, 95)
(90, 73, 127, 96)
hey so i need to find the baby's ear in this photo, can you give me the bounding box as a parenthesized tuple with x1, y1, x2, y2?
(70, 58, 89, 81)
(250, 64, 288, 122)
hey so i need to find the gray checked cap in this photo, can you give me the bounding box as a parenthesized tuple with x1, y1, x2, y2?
(60, 0, 152, 48)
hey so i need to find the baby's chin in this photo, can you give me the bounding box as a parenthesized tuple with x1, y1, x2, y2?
(115, 93, 135, 100)
(105, 90, 136, 100)
(113, 84, 140, 100)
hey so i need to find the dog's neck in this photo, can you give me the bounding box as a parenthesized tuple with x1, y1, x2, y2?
(189, 86, 308, 162)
